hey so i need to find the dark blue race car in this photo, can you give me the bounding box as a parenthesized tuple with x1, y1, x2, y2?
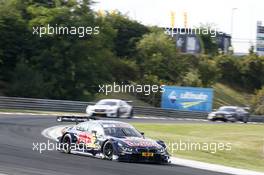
(58, 120, 170, 163)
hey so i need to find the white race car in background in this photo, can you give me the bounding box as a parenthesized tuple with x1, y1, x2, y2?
(86, 99, 134, 118)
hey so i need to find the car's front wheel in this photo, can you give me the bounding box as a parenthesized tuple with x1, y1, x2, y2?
(61, 134, 72, 154)
(103, 141, 114, 160)
(116, 109, 121, 118)
(243, 116, 249, 123)
(127, 109, 134, 119)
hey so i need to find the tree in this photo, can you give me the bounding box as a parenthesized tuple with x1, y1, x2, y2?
(240, 55, 264, 90)
(105, 12, 149, 58)
(8, 60, 47, 98)
(136, 30, 182, 82)
(251, 87, 264, 115)
(0, 0, 31, 81)
(215, 55, 242, 85)
(0, 0, 122, 100)
(181, 69, 202, 87)
(197, 55, 220, 86)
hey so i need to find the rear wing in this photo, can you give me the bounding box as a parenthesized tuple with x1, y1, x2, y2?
(57, 115, 96, 124)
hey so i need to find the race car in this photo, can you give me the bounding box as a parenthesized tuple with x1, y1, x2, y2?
(207, 106, 250, 123)
(58, 120, 170, 163)
(86, 99, 133, 118)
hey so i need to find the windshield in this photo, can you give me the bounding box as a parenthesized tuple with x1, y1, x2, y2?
(97, 100, 117, 106)
(104, 127, 142, 138)
(218, 107, 236, 112)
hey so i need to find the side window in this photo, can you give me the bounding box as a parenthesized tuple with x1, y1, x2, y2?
(238, 108, 245, 113)
(120, 101, 126, 106)
(76, 123, 86, 131)
(76, 122, 92, 131)
(88, 124, 104, 137)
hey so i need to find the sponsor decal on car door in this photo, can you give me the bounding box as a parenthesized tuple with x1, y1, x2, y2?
(77, 132, 97, 148)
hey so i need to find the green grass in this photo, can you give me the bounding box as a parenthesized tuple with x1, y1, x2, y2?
(131, 123, 264, 172)
(212, 83, 250, 109)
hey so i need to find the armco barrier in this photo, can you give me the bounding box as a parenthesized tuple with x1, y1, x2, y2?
(0, 96, 92, 112)
(0, 96, 207, 119)
(0, 96, 263, 122)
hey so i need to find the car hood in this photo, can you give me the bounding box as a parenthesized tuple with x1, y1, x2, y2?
(117, 137, 162, 148)
(89, 105, 117, 110)
(210, 111, 235, 115)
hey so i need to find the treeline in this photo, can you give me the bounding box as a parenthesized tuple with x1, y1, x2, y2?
(0, 0, 149, 100)
(0, 0, 263, 113)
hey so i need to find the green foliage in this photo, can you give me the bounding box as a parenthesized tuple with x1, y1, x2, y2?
(0, 0, 263, 107)
(215, 55, 242, 85)
(104, 12, 149, 58)
(0, 0, 122, 100)
(197, 55, 220, 86)
(213, 83, 249, 109)
(109, 59, 139, 83)
(240, 55, 264, 90)
(215, 55, 264, 91)
(135, 74, 163, 107)
(136, 30, 182, 83)
(251, 87, 264, 115)
(0, 0, 30, 80)
(181, 69, 202, 87)
(8, 60, 47, 98)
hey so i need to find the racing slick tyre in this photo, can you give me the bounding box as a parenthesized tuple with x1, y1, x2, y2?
(116, 109, 121, 118)
(229, 118, 237, 123)
(210, 118, 216, 122)
(243, 116, 249, 123)
(103, 141, 114, 160)
(223, 118, 228, 122)
(62, 134, 72, 154)
(127, 109, 134, 119)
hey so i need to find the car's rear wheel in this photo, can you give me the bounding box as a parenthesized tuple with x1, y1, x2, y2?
(103, 141, 114, 160)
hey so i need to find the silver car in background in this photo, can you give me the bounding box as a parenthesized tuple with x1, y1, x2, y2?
(86, 99, 134, 118)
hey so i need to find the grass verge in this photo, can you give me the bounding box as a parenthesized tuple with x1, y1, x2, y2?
(213, 83, 251, 109)
(131, 123, 264, 172)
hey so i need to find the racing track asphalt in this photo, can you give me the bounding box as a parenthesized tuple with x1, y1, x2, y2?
(0, 114, 232, 175)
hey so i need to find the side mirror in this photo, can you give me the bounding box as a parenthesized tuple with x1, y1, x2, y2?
(140, 132, 144, 136)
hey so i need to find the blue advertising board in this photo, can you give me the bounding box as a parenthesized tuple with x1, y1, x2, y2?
(161, 86, 214, 112)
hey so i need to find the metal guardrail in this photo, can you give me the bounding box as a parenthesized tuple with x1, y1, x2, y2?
(0, 96, 92, 112)
(0, 96, 263, 122)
